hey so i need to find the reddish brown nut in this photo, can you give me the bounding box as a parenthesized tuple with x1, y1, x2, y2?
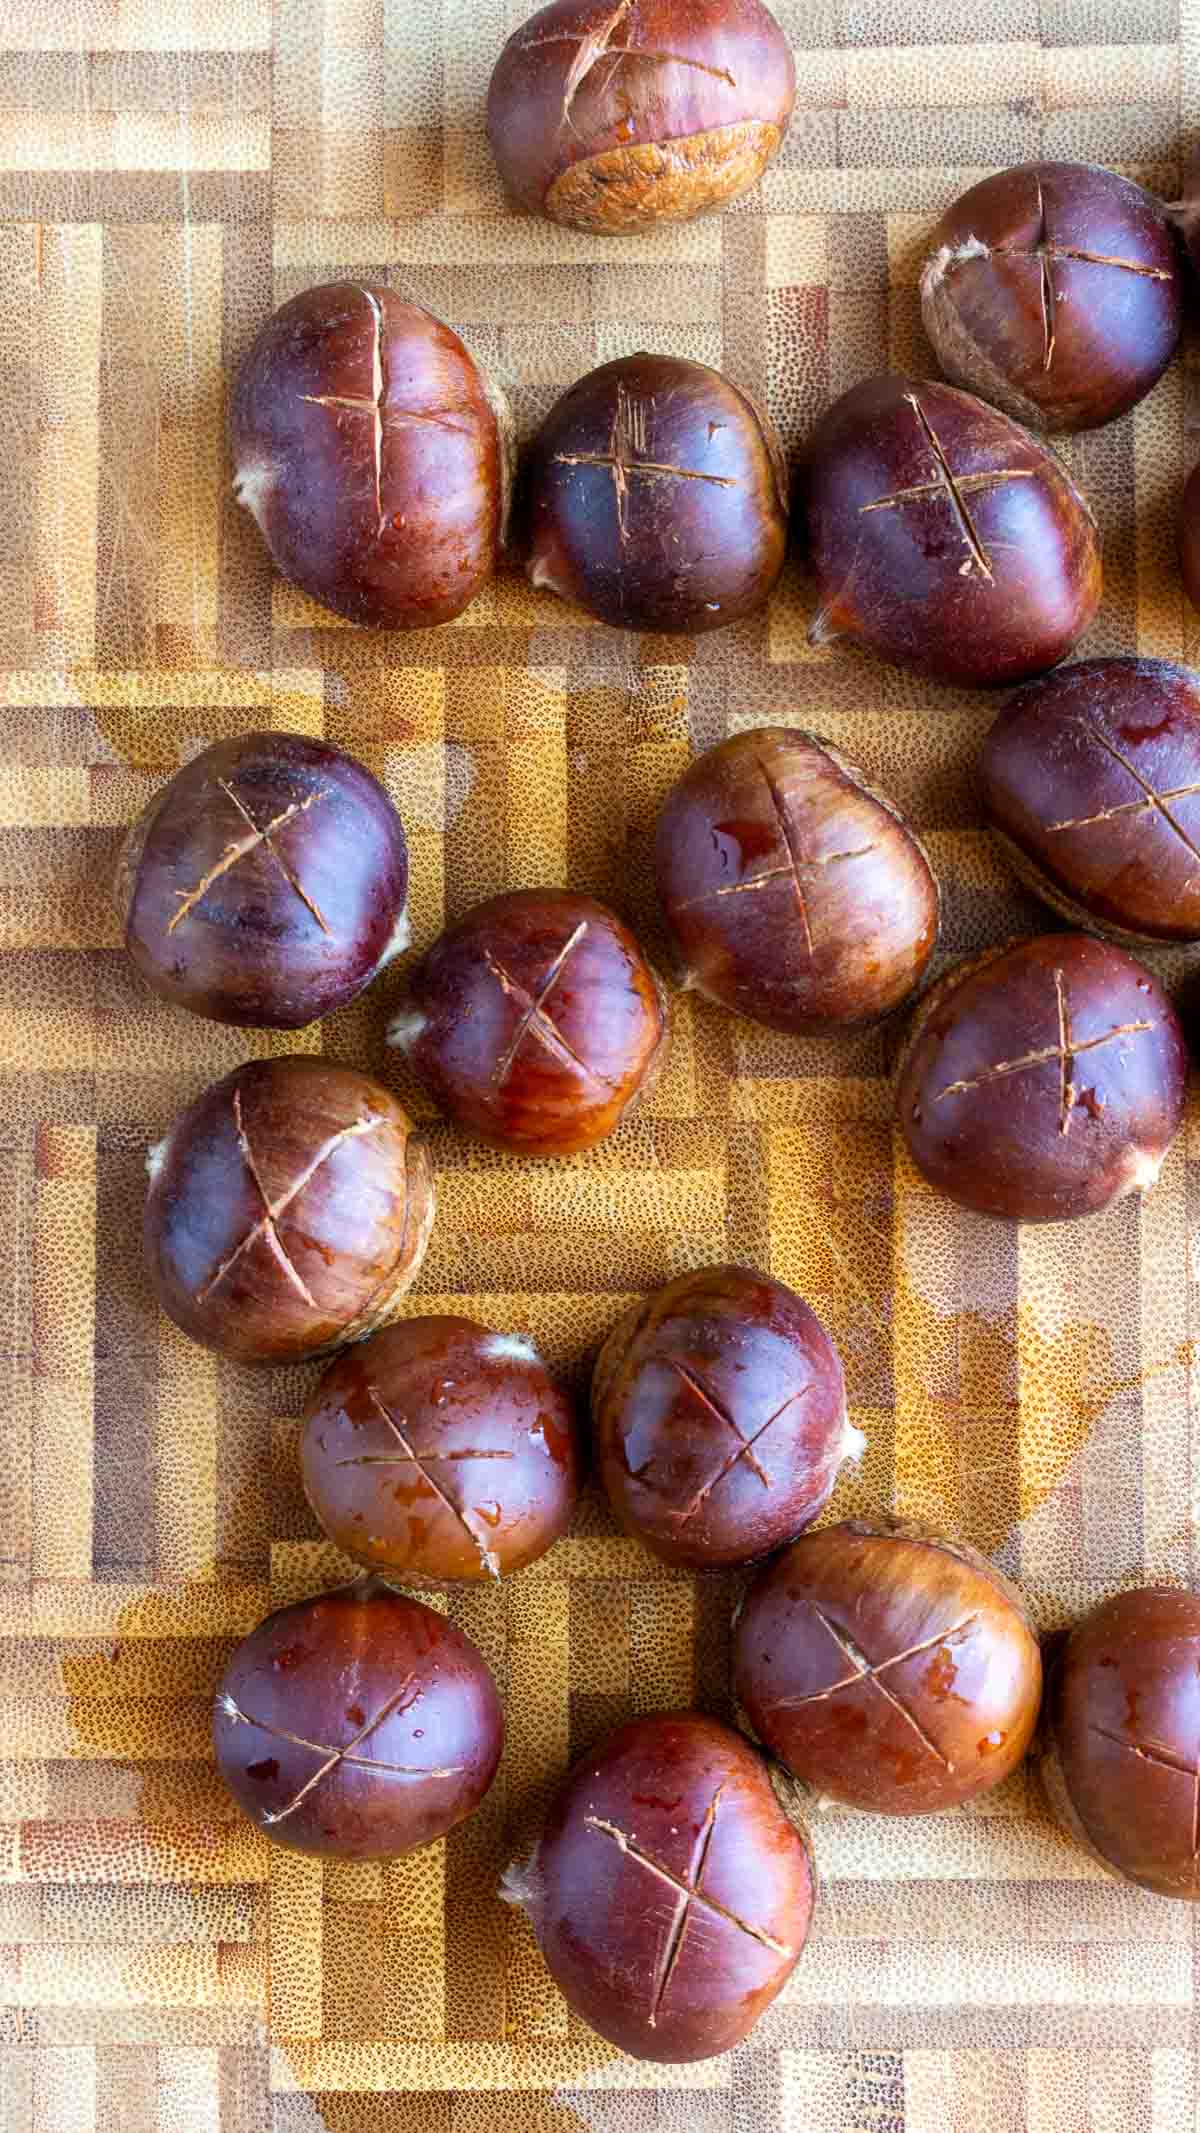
(301, 1317, 580, 1582)
(231, 282, 511, 630)
(1182, 461, 1200, 615)
(803, 373, 1102, 688)
(389, 888, 667, 1155)
(895, 934, 1187, 1224)
(503, 1710, 813, 2060)
(486, 0, 795, 233)
(214, 1578, 503, 1859)
(144, 1057, 435, 1364)
(735, 1520, 1042, 1814)
(655, 726, 939, 1031)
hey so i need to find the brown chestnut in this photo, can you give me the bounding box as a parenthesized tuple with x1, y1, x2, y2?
(486, 0, 796, 233)
(1182, 460, 1200, 615)
(232, 282, 511, 630)
(803, 373, 1102, 688)
(144, 1057, 435, 1364)
(301, 1316, 579, 1581)
(214, 1578, 503, 1859)
(895, 934, 1187, 1224)
(502, 1710, 813, 2060)
(735, 1520, 1042, 1815)
(523, 353, 787, 633)
(920, 161, 1184, 434)
(592, 1264, 860, 1568)
(389, 888, 667, 1155)
(655, 726, 939, 1031)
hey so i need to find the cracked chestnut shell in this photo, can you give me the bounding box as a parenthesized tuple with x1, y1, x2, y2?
(144, 1057, 435, 1364)
(486, 0, 795, 233)
(301, 1316, 580, 1582)
(895, 934, 1187, 1224)
(231, 281, 511, 630)
(213, 1579, 503, 1859)
(920, 161, 1184, 434)
(655, 726, 939, 1030)
(523, 353, 787, 633)
(502, 1710, 813, 2060)
(803, 373, 1101, 688)
(1182, 461, 1200, 615)
(735, 1520, 1042, 1815)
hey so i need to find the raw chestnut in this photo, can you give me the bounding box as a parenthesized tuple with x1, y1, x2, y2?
(980, 657, 1200, 943)
(213, 1578, 503, 1859)
(389, 888, 667, 1155)
(114, 731, 409, 1028)
(655, 726, 939, 1031)
(486, 0, 796, 233)
(920, 161, 1184, 434)
(1043, 1586, 1200, 1898)
(301, 1316, 580, 1581)
(144, 1057, 435, 1364)
(502, 1709, 813, 2060)
(592, 1263, 860, 1568)
(1182, 461, 1200, 614)
(523, 353, 787, 633)
(803, 373, 1102, 688)
(895, 933, 1187, 1224)
(231, 281, 511, 629)
(735, 1519, 1042, 1814)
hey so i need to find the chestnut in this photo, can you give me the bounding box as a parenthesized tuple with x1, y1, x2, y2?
(1182, 460, 1200, 615)
(502, 1709, 813, 2060)
(301, 1316, 580, 1582)
(920, 161, 1184, 434)
(213, 1577, 503, 1859)
(895, 933, 1187, 1224)
(486, 0, 795, 234)
(144, 1057, 435, 1364)
(734, 1519, 1042, 1815)
(654, 726, 939, 1032)
(802, 373, 1102, 688)
(231, 282, 511, 630)
(592, 1264, 860, 1569)
(979, 657, 1200, 943)
(388, 888, 667, 1155)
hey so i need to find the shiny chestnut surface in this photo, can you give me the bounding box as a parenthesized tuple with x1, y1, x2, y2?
(1182, 462, 1200, 616)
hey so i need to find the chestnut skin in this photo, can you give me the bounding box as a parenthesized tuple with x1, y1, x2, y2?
(214, 1578, 503, 1859)
(114, 732, 409, 1028)
(803, 373, 1102, 688)
(486, 0, 796, 234)
(920, 161, 1184, 434)
(592, 1264, 861, 1569)
(735, 1520, 1042, 1815)
(895, 934, 1187, 1225)
(301, 1316, 580, 1582)
(655, 727, 939, 1031)
(389, 888, 667, 1155)
(980, 657, 1200, 944)
(1182, 461, 1200, 616)
(502, 1710, 813, 2060)
(144, 1057, 435, 1364)
(231, 282, 511, 630)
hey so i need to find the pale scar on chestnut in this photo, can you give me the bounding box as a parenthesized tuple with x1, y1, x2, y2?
(168, 780, 331, 936)
(1044, 717, 1200, 871)
(363, 1385, 503, 1578)
(484, 919, 614, 1091)
(930, 965, 1154, 1137)
(643, 1355, 813, 1521)
(551, 380, 737, 543)
(779, 1605, 983, 1772)
(218, 1677, 466, 1825)
(860, 394, 1036, 584)
(196, 1094, 382, 1305)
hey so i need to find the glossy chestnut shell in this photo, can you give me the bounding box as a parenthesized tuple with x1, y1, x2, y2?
(1182, 461, 1200, 615)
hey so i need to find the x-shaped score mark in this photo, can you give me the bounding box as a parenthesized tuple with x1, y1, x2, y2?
(932, 965, 1153, 1138)
(1090, 1724, 1200, 1885)
(515, 0, 737, 143)
(860, 394, 1036, 583)
(551, 379, 736, 543)
(219, 1677, 465, 1826)
(349, 1387, 508, 1578)
(168, 779, 330, 937)
(1044, 716, 1200, 880)
(1008, 172, 1174, 372)
(637, 1357, 809, 1524)
(197, 1092, 381, 1305)
(484, 919, 607, 1091)
(780, 1606, 983, 1771)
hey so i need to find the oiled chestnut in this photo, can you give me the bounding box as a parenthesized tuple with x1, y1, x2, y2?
(114, 732, 409, 1028)
(389, 888, 667, 1155)
(1182, 461, 1200, 615)
(301, 1317, 579, 1581)
(232, 282, 511, 629)
(735, 1520, 1042, 1814)
(502, 1710, 813, 2060)
(144, 1057, 435, 1364)
(803, 373, 1101, 688)
(524, 353, 787, 633)
(895, 934, 1187, 1223)
(655, 727, 939, 1031)
(980, 657, 1200, 942)
(920, 161, 1183, 434)
(1043, 1587, 1200, 1898)
(486, 0, 795, 233)
(592, 1264, 860, 1568)
(214, 1578, 503, 1858)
